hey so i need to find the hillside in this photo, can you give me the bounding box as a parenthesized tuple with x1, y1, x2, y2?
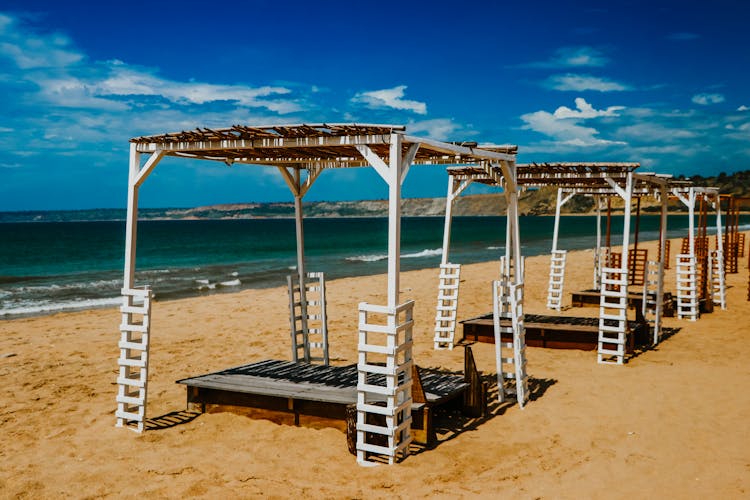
(2, 170, 748, 222)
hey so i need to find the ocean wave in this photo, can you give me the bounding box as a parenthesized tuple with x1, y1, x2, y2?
(486, 246, 504, 250)
(346, 248, 442, 263)
(218, 279, 241, 287)
(11, 279, 121, 294)
(346, 254, 387, 263)
(0, 297, 122, 317)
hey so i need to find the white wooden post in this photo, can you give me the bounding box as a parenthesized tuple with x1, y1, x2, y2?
(355, 133, 413, 465)
(594, 195, 602, 290)
(547, 189, 573, 310)
(123, 144, 140, 290)
(292, 170, 311, 362)
(434, 176, 470, 349)
(499, 160, 528, 407)
(598, 173, 632, 365)
(117, 145, 163, 432)
(712, 192, 727, 309)
(387, 133, 402, 310)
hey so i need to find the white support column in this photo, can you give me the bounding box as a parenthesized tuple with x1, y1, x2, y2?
(117, 144, 163, 432)
(594, 195, 602, 289)
(547, 189, 573, 310)
(434, 176, 470, 350)
(387, 133, 402, 310)
(713, 193, 727, 310)
(598, 173, 632, 365)
(672, 187, 699, 320)
(654, 185, 668, 344)
(355, 132, 413, 465)
(292, 170, 311, 362)
(500, 160, 528, 407)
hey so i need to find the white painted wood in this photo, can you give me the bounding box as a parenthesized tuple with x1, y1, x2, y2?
(356, 301, 413, 466)
(116, 286, 153, 432)
(387, 133, 402, 310)
(492, 278, 528, 407)
(433, 263, 461, 349)
(133, 150, 164, 188)
(546, 250, 567, 311)
(287, 272, 329, 364)
(597, 267, 627, 364)
(676, 254, 699, 321)
(399, 143, 420, 185)
(642, 260, 663, 344)
(355, 144, 390, 182)
(594, 195, 602, 289)
(709, 250, 727, 309)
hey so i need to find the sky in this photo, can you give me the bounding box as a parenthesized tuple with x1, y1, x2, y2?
(1, 0, 750, 210)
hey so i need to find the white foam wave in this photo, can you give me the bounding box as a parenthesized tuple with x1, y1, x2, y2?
(0, 297, 122, 317)
(219, 279, 241, 287)
(346, 248, 442, 263)
(346, 254, 387, 263)
(486, 246, 504, 250)
(403, 248, 442, 259)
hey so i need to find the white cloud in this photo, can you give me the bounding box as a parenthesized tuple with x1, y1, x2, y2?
(0, 15, 301, 114)
(617, 122, 697, 142)
(692, 93, 725, 105)
(521, 46, 609, 68)
(737, 105, 749, 111)
(406, 118, 471, 141)
(520, 98, 626, 148)
(553, 97, 624, 119)
(545, 74, 630, 92)
(351, 85, 427, 114)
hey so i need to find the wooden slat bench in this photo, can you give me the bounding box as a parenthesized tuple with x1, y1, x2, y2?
(570, 289, 676, 317)
(177, 353, 484, 449)
(460, 313, 650, 352)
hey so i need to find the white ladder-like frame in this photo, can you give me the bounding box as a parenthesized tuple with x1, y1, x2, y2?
(641, 260, 663, 344)
(492, 279, 528, 407)
(594, 247, 610, 290)
(115, 286, 153, 432)
(676, 253, 699, 321)
(546, 249, 567, 310)
(356, 301, 414, 466)
(709, 250, 727, 310)
(287, 271, 329, 364)
(598, 266, 628, 365)
(433, 263, 461, 350)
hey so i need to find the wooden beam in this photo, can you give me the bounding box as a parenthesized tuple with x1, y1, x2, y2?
(355, 145, 389, 182)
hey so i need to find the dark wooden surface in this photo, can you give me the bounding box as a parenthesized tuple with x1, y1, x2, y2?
(571, 288, 676, 317)
(460, 312, 649, 351)
(177, 360, 468, 407)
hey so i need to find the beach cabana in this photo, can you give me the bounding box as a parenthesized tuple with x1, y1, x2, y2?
(438, 162, 680, 365)
(669, 185, 726, 319)
(433, 157, 528, 406)
(116, 123, 517, 466)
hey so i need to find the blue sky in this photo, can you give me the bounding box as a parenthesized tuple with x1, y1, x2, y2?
(1, 0, 749, 210)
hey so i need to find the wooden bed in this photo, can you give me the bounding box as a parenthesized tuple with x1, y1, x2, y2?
(177, 353, 486, 449)
(570, 289, 676, 317)
(460, 313, 650, 352)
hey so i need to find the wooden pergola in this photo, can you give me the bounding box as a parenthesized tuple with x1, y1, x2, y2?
(116, 123, 518, 466)
(436, 162, 692, 364)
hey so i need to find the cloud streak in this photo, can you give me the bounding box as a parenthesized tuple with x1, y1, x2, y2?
(351, 85, 427, 114)
(692, 93, 725, 105)
(544, 73, 630, 92)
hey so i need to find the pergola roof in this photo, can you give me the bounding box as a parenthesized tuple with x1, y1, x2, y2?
(130, 123, 517, 170)
(446, 161, 694, 196)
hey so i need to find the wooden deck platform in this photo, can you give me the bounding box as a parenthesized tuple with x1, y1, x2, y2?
(177, 358, 480, 448)
(570, 289, 676, 317)
(460, 313, 650, 352)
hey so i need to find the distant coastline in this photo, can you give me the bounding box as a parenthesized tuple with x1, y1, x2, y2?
(0, 193, 725, 224)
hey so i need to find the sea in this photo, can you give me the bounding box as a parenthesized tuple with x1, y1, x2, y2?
(1, 214, 748, 318)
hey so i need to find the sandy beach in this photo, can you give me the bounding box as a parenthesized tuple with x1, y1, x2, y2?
(1, 234, 749, 498)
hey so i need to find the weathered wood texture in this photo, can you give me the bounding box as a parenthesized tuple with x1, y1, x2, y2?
(461, 313, 648, 352)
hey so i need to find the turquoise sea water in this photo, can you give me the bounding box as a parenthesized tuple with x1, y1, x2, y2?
(1, 214, 747, 317)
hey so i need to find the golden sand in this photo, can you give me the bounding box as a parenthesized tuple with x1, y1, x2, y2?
(1, 235, 749, 497)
